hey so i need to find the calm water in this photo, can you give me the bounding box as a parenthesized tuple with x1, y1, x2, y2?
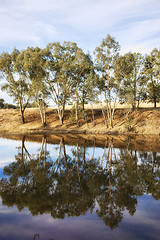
(0, 135, 160, 240)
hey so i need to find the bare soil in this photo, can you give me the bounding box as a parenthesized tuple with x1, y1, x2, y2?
(0, 105, 160, 136)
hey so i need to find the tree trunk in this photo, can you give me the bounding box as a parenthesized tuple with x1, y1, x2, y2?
(152, 85, 157, 108)
(101, 105, 108, 128)
(91, 103, 95, 126)
(110, 84, 121, 128)
(19, 98, 29, 124)
(106, 102, 111, 127)
(43, 103, 46, 127)
(21, 136, 25, 163)
(62, 99, 65, 124)
(62, 138, 67, 166)
(20, 104, 25, 124)
(132, 104, 135, 111)
(82, 98, 85, 111)
(75, 72, 82, 127)
(57, 106, 63, 124)
(107, 66, 112, 127)
(153, 92, 157, 108)
(57, 99, 66, 124)
(39, 108, 44, 126)
(44, 137, 47, 167)
(21, 110, 25, 124)
(39, 104, 46, 127)
(75, 98, 79, 127)
(151, 75, 157, 108)
(39, 137, 45, 165)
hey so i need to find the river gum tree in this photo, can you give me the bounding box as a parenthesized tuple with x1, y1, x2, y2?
(0, 48, 30, 123)
(94, 34, 121, 128)
(144, 48, 160, 108)
(45, 42, 93, 126)
(118, 53, 146, 110)
(22, 47, 49, 127)
(45, 42, 78, 124)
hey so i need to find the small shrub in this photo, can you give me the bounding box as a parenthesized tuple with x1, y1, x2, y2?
(69, 104, 85, 123)
(125, 115, 132, 132)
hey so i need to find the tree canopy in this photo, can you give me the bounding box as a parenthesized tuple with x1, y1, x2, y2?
(0, 36, 160, 127)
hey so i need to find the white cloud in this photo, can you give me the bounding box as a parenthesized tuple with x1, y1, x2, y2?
(0, 0, 160, 50)
(116, 18, 160, 53)
(0, 0, 160, 101)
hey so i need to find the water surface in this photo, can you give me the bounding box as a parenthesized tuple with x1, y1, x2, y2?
(0, 135, 160, 240)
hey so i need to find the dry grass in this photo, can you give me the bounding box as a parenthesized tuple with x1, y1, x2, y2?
(0, 103, 160, 136)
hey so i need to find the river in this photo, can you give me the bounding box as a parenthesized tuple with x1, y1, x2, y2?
(0, 135, 159, 240)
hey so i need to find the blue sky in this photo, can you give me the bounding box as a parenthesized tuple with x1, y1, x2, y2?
(0, 0, 160, 103)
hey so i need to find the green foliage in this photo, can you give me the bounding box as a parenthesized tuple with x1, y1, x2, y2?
(45, 41, 80, 123)
(0, 98, 17, 109)
(0, 35, 160, 126)
(19, 47, 50, 126)
(118, 53, 146, 109)
(125, 115, 133, 132)
(45, 41, 95, 124)
(0, 48, 30, 123)
(69, 104, 85, 123)
(0, 98, 4, 108)
(143, 49, 160, 107)
(94, 34, 121, 127)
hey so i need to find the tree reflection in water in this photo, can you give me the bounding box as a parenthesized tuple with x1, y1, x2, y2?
(0, 135, 160, 230)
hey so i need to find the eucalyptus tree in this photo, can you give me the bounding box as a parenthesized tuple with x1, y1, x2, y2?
(77, 54, 99, 105)
(144, 48, 160, 108)
(45, 42, 93, 126)
(22, 47, 49, 126)
(45, 41, 78, 124)
(79, 71, 99, 126)
(70, 49, 94, 126)
(94, 34, 121, 128)
(117, 52, 145, 109)
(0, 48, 30, 123)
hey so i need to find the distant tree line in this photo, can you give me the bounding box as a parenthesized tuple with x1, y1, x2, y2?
(0, 98, 16, 109)
(0, 34, 160, 127)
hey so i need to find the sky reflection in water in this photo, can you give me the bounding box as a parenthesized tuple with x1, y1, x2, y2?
(0, 135, 160, 240)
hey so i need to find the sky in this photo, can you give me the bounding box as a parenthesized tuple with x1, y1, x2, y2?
(0, 0, 160, 103)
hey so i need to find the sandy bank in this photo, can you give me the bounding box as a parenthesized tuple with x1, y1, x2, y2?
(0, 106, 160, 136)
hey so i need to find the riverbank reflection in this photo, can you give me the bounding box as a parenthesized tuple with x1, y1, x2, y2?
(0, 135, 160, 240)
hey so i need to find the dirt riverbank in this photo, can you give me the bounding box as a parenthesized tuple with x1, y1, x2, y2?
(0, 106, 160, 136)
